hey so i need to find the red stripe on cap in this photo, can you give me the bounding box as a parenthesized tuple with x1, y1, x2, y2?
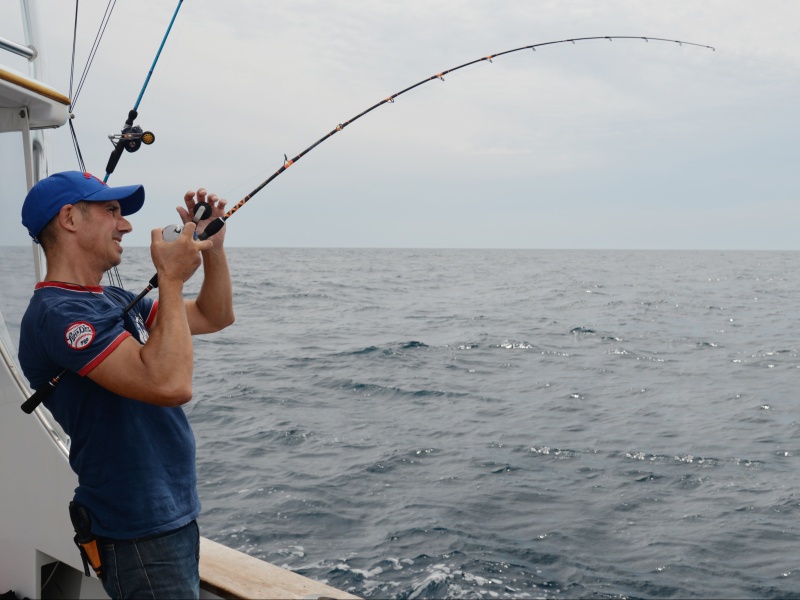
(84, 172, 107, 186)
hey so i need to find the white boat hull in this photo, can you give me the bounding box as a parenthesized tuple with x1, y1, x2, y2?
(1, 3, 356, 598)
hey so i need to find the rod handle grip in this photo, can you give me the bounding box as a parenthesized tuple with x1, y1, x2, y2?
(21, 369, 66, 413)
(105, 142, 125, 176)
(197, 217, 226, 241)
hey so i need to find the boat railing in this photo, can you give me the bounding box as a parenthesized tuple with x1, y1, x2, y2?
(0, 34, 36, 60)
(0, 311, 71, 455)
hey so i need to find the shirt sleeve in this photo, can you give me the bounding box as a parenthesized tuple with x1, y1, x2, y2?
(144, 299, 159, 329)
(42, 296, 132, 377)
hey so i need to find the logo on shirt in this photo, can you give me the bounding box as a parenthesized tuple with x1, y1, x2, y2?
(133, 314, 150, 343)
(65, 322, 96, 350)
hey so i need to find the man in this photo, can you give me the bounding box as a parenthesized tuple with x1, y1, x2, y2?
(18, 171, 235, 599)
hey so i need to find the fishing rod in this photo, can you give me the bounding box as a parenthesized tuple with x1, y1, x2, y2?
(180, 36, 716, 236)
(102, 0, 184, 181)
(22, 34, 713, 413)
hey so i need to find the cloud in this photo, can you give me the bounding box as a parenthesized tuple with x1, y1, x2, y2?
(2, 0, 799, 248)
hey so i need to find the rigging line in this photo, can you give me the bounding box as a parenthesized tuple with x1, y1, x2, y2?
(71, 0, 117, 110)
(67, 2, 86, 173)
(216, 35, 715, 224)
(68, 120, 86, 172)
(106, 266, 123, 287)
(67, 0, 116, 172)
(68, 1, 78, 106)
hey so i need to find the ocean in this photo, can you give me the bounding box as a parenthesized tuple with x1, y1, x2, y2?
(3, 247, 800, 599)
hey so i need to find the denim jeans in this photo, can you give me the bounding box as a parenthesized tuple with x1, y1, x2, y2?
(100, 520, 200, 600)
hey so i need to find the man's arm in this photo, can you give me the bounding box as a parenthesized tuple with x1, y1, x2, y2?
(186, 243, 234, 334)
(86, 223, 211, 407)
(179, 188, 235, 335)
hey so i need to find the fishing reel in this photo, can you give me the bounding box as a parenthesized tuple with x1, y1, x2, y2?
(105, 109, 155, 176)
(109, 125, 155, 154)
(162, 202, 212, 241)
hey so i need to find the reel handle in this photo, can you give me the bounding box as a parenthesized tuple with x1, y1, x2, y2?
(161, 202, 215, 241)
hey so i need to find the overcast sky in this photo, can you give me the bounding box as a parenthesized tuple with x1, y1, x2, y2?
(2, 1, 799, 249)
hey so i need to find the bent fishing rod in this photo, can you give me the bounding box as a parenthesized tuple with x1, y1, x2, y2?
(215, 36, 714, 216)
(22, 34, 713, 413)
(156, 36, 717, 263)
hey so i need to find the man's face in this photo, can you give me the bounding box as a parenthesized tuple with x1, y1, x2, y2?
(75, 200, 133, 271)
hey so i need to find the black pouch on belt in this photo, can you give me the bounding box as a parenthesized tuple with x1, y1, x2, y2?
(68, 501, 103, 580)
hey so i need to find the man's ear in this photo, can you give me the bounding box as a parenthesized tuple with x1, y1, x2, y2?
(57, 204, 80, 233)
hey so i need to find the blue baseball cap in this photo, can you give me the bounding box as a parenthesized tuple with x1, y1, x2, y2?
(22, 171, 145, 241)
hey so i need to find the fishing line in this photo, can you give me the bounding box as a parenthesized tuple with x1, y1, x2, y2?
(22, 34, 713, 414)
(70, 0, 117, 111)
(68, 0, 118, 171)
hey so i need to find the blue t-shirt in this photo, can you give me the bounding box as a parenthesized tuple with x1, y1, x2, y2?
(18, 282, 200, 539)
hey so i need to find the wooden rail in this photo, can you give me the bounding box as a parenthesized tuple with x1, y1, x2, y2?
(0, 66, 70, 105)
(200, 537, 360, 600)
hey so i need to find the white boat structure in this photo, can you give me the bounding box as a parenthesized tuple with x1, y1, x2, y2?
(0, 2, 356, 599)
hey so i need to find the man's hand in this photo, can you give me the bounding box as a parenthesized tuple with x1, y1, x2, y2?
(177, 188, 227, 247)
(150, 222, 212, 284)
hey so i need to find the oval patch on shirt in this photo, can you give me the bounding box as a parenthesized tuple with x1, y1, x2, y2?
(65, 322, 96, 350)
